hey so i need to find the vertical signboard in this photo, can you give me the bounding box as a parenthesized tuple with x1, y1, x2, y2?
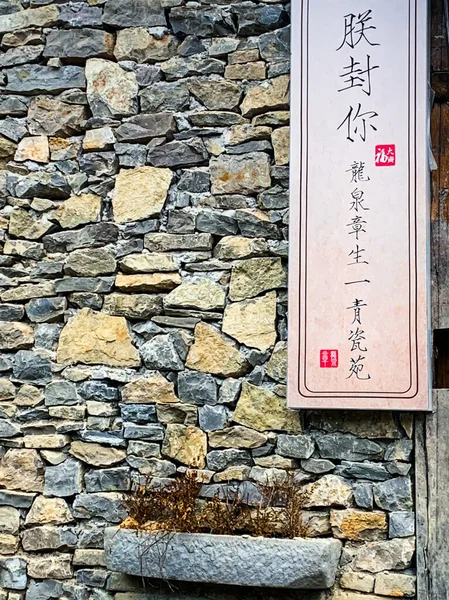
(288, 0, 431, 410)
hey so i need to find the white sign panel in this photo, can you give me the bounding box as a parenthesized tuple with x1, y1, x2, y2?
(288, 0, 431, 410)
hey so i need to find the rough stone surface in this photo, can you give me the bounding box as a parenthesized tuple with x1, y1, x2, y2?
(86, 59, 138, 118)
(162, 424, 207, 469)
(105, 528, 342, 589)
(223, 292, 277, 351)
(57, 309, 140, 367)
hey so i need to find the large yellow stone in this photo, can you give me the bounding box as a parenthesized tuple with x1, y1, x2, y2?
(162, 424, 207, 468)
(53, 194, 101, 229)
(222, 291, 277, 351)
(0, 449, 45, 492)
(233, 382, 301, 433)
(57, 308, 140, 367)
(70, 441, 126, 467)
(112, 166, 172, 224)
(241, 75, 290, 118)
(185, 322, 249, 378)
(330, 509, 387, 541)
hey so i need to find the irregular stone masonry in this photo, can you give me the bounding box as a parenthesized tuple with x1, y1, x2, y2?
(0, 1, 415, 599)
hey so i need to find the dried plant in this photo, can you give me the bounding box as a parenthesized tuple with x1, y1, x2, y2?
(123, 471, 312, 539)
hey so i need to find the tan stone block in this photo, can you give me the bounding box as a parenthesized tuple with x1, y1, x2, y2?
(15, 135, 49, 163)
(70, 441, 126, 467)
(374, 572, 416, 597)
(222, 291, 277, 351)
(330, 509, 387, 541)
(115, 272, 181, 292)
(26, 496, 73, 525)
(272, 126, 290, 165)
(0, 448, 45, 492)
(112, 166, 172, 224)
(241, 75, 290, 118)
(24, 435, 70, 449)
(83, 126, 115, 151)
(225, 61, 267, 80)
(53, 193, 101, 229)
(57, 308, 140, 368)
(162, 424, 207, 469)
(121, 375, 178, 404)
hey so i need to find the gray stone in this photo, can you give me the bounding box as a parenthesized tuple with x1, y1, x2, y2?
(6, 65, 86, 94)
(316, 433, 384, 461)
(0, 490, 36, 508)
(115, 113, 176, 143)
(76, 570, 108, 588)
(147, 138, 208, 168)
(26, 297, 66, 323)
(44, 457, 83, 497)
(26, 579, 63, 600)
(115, 143, 147, 168)
(140, 81, 190, 113)
(259, 26, 290, 61)
(119, 404, 157, 424)
(140, 333, 188, 371)
(385, 439, 413, 462)
(55, 277, 115, 294)
(0, 95, 29, 117)
(206, 449, 252, 471)
(196, 209, 238, 236)
(105, 528, 342, 589)
(389, 511, 415, 538)
(0, 44, 43, 68)
(44, 29, 114, 60)
(102, 0, 166, 28)
(123, 424, 164, 441)
(13, 351, 52, 385)
(28, 97, 87, 137)
(277, 435, 315, 459)
(178, 169, 210, 193)
(218, 378, 241, 404)
(178, 370, 217, 406)
(44, 223, 118, 253)
(73, 493, 126, 523)
(353, 482, 374, 510)
(78, 381, 118, 402)
(58, 3, 103, 27)
(127, 441, 160, 459)
(0, 557, 27, 590)
(45, 381, 79, 406)
(170, 6, 234, 38)
(85, 467, 131, 493)
(199, 405, 228, 432)
(145, 232, 212, 252)
(79, 151, 118, 176)
(235, 210, 279, 239)
(0, 304, 24, 321)
(16, 171, 70, 199)
(0, 419, 20, 438)
(337, 461, 390, 481)
(22, 526, 78, 552)
(161, 56, 225, 80)
(232, 3, 289, 36)
(301, 459, 335, 475)
(374, 477, 413, 511)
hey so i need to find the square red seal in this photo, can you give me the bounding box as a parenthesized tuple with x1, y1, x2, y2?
(320, 350, 339, 368)
(375, 144, 396, 166)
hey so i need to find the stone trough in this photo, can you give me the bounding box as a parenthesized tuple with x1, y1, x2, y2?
(104, 527, 342, 589)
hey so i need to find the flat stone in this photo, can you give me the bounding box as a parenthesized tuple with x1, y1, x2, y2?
(210, 152, 271, 195)
(277, 434, 315, 459)
(102, 0, 166, 28)
(225, 62, 267, 80)
(157, 403, 197, 426)
(308, 411, 401, 439)
(0, 419, 20, 438)
(44, 457, 83, 497)
(9, 207, 52, 240)
(78, 381, 118, 402)
(140, 81, 190, 113)
(73, 492, 126, 523)
(28, 96, 87, 137)
(330, 509, 387, 541)
(120, 253, 175, 273)
(44, 28, 115, 59)
(0, 5, 58, 32)
(45, 381, 79, 406)
(116, 113, 176, 142)
(147, 138, 208, 168)
(223, 292, 277, 351)
(0, 556, 27, 589)
(145, 232, 213, 252)
(121, 375, 177, 404)
(234, 382, 301, 433)
(115, 273, 181, 293)
(241, 75, 290, 118)
(198, 405, 228, 432)
(70, 441, 126, 468)
(0, 490, 36, 508)
(214, 236, 269, 260)
(161, 55, 225, 81)
(86, 58, 138, 118)
(0, 378, 15, 400)
(65, 248, 116, 277)
(0, 448, 44, 492)
(16, 171, 70, 199)
(3, 239, 44, 260)
(0, 321, 34, 350)
(373, 477, 413, 511)
(230, 257, 286, 301)
(55, 277, 114, 294)
(24, 435, 70, 449)
(186, 322, 249, 377)
(83, 126, 116, 151)
(303, 475, 353, 509)
(162, 424, 207, 468)
(6, 65, 86, 94)
(112, 166, 172, 224)
(105, 528, 342, 589)
(27, 554, 73, 580)
(374, 572, 416, 597)
(123, 423, 164, 441)
(209, 426, 267, 450)
(103, 293, 163, 320)
(0, 135, 16, 166)
(316, 433, 383, 461)
(164, 278, 225, 311)
(337, 461, 390, 481)
(188, 78, 242, 111)
(53, 193, 101, 229)
(354, 537, 415, 573)
(120, 404, 156, 423)
(26, 496, 73, 525)
(57, 309, 140, 368)
(44, 223, 118, 253)
(115, 28, 177, 63)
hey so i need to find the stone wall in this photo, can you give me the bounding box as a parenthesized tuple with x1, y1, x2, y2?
(0, 1, 416, 599)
